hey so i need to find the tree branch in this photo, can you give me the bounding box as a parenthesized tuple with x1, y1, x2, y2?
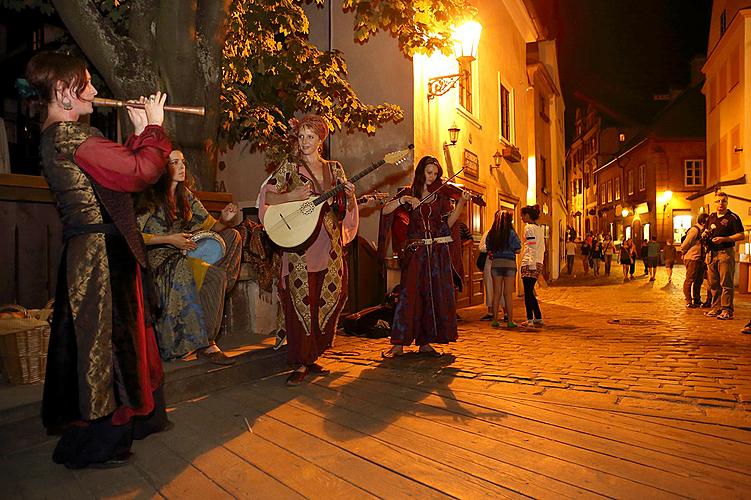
(50, 0, 155, 97)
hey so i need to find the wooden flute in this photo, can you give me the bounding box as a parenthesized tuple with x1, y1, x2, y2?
(92, 97, 205, 116)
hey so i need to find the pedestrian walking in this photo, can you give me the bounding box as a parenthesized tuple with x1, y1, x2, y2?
(640, 240, 649, 276)
(580, 235, 591, 274)
(565, 237, 576, 275)
(520, 205, 545, 327)
(647, 235, 660, 282)
(628, 239, 637, 278)
(663, 240, 677, 283)
(603, 234, 615, 276)
(619, 239, 633, 282)
(681, 213, 708, 307)
(591, 240, 603, 277)
(479, 228, 504, 320)
(486, 211, 521, 328)
(704, 191, 745, 320)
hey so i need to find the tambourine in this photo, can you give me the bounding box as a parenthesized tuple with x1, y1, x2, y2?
(186, 230, 226, 265)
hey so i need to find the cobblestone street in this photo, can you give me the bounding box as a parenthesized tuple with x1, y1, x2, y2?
(325, 262, 751, 424)
(3, 263, 751, 498)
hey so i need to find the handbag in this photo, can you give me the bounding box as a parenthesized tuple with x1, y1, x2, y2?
(475, 251, 488, 271)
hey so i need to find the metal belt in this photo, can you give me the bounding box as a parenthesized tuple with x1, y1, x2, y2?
(404, 235, 453, 251)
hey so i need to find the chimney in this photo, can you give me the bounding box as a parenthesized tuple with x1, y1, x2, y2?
(690, 55, 706, 86)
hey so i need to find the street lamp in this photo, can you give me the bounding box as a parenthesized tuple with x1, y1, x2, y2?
(661, 190, 673, 241)
(490, 150, 503, 170)
(447, 123, 460, 146)
(427, 21, 482, 100)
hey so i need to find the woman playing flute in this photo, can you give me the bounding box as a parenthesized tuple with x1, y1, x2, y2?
(26, 51, 172, 469)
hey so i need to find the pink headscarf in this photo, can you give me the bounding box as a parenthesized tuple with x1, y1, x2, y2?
(289, 114, 330, 142)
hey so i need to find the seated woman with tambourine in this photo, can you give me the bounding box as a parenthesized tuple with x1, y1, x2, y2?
(136, 149, 241, 364)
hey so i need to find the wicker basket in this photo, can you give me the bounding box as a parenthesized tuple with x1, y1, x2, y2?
(0, 305, 52, 384)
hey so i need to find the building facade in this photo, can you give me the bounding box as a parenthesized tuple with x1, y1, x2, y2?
(695, 1, 750, 253)
(218, 0, 567, 309)
(583, 84, 706, 249)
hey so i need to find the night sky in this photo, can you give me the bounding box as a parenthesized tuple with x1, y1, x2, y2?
(533, 0, 713, 142)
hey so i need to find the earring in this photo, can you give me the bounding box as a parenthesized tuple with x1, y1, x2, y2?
(62, 99, 73, 111)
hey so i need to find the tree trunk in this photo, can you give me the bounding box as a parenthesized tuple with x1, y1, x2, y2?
(50, 0, 230, 190)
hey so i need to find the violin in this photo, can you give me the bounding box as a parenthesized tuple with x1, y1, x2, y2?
(439, 181, 486, 207)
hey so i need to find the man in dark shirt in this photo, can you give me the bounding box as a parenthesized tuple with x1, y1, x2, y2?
(704, 191, 745, 320)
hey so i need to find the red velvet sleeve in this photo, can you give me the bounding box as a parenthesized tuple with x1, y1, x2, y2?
(74, 125, 171, 192)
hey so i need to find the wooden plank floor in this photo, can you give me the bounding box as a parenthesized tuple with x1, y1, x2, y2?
(2, 361, 750, 499)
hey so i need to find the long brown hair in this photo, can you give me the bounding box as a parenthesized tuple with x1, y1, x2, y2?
(136, 159, 195, 223)
(411, 155, 442, 199)
(487, 211, 514, 251)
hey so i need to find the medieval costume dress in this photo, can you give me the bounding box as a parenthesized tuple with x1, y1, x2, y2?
(137, 194, 242, 360)
(387, 187, 459, 347)
(40, 122, 171, 469)
(258, 159, 358, 367)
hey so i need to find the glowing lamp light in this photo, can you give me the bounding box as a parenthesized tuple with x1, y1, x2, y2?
(661, 190, 673, 211)
(621, 208, 629, 218)
(447, 123, 460, 146)
(427, 20, 482, 100)
(453, 21, 482, 62)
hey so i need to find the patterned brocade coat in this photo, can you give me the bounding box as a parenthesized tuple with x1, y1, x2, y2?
(40, 122, 169, 429)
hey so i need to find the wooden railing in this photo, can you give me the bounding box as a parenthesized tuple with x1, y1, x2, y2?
(0, 173, 232, 308)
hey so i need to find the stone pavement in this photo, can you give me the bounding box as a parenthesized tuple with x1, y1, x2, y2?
(324, 261, 751, 425)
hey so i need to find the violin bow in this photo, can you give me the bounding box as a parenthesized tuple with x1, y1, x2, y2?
(410, 167, 465, 210)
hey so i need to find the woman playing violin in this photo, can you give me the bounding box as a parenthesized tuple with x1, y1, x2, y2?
(381, 155, 470, 358)
(259, 115, 358, 386)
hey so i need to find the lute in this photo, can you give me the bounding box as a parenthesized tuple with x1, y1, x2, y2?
(263, 145, 413, 249)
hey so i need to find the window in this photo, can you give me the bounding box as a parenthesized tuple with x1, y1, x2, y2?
(614, 176, 621, 200)
(685, 159, 704, 186)
(638, 164, 646, 191)
(720, 9, 727, 36)
(540, 156, 547, 192)
(499, 82, 512, 142)
(619, 133, 626, 142)
(600, 186, 606, 204)
(627, 170, 634, 195)
(643, 223, 651, 240)
(607, 179, 613, 202)
(539, 93, 549, 121)
(459, 58, 473, 113)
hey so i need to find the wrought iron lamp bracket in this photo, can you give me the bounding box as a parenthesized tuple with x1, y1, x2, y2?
(427, 73, 464, 100)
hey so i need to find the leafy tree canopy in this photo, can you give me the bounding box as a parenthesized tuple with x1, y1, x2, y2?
(3, 0, 474, 181)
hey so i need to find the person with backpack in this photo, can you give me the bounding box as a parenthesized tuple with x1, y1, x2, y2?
(681, 214, 711, 307)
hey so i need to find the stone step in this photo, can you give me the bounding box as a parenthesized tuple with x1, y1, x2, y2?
(0, 339, 288, 455)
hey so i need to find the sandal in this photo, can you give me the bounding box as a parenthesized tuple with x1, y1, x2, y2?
(418, 346, 443, 357)
(490, 320, 500, 328)
(286, 368, 308, 386)
(381, 346, 404, 359)
(307, 362, 330, 376)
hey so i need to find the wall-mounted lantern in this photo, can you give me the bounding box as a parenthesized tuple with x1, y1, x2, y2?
(490, 150, 503, 170)
(447, 123, 460, 146)
(427, 21, 482, 100)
